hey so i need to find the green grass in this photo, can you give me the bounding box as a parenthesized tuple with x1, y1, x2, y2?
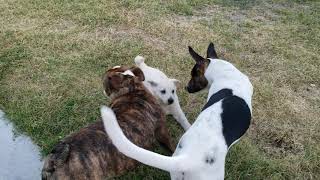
(1, 0, 319, 179)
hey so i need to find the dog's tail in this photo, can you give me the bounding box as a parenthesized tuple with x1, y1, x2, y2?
(134, 55, 145, 66)
(101, 106, 195, 172)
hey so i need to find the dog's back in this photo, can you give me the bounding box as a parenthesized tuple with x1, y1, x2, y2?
(135, 56, 169, 84)
(42, 121, 122, 180)
(110, 87, 165, 146)
(42, 92, 164, 180)
(206, 59, 253, 111)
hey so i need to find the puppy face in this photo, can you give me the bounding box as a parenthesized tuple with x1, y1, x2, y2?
(103, 66, 145, 96)
(146, 79, 178, 105)
(186, 43, 218, 93)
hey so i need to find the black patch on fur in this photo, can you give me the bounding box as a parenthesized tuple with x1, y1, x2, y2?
(202, 89, 233, 111)
(181, 172, 185, 180)
(221, 96, 251, 147)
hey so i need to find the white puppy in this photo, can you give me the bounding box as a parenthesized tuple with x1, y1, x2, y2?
(101, 43, 253, 180)
(134, 56, 191, 130)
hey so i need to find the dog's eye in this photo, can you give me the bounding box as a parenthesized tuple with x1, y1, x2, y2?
(160, 89, 166, 94)
(172, 90, 174, 94)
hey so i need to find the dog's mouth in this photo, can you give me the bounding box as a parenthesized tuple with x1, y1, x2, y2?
(159, 99, 167, 105)
(157, 98, 170, 106)
(185, 85, 201, 93)
(185, 77, 208, 93)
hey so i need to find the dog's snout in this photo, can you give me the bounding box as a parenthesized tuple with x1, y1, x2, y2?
(168, 98, 174, 105)
(185, 86, 193, 93)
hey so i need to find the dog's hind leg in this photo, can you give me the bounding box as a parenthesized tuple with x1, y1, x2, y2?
(155, 121, 175, 153)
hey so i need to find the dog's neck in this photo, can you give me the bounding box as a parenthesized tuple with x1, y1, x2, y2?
(110, 87, 131, 100)
(204, 59, 233, 98)
(204, 60, 217, 97)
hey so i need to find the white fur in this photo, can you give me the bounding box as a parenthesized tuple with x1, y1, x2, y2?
(102, 58, 253, 180)
(112, 65, 121, 69)
(134, 55, 191, 130)
(205, 59, 253, 112)
(101, 106, 195, 172)
(121, 70, 135, 76)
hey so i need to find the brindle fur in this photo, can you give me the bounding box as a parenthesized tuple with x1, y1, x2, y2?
(42, 66, 174, 180)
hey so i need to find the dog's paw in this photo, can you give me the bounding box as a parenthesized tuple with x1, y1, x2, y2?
(134, 55, 145, 66)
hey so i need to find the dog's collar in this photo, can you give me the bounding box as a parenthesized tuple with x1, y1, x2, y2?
(202, 88, 233, 111)
(110, 87, 132, 100)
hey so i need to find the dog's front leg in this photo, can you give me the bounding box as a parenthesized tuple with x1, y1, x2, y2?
(169, 102, 191, 131)
(154, 121, 175, 153)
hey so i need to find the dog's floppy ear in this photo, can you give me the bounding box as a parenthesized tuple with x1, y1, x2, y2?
(170, 79, 180, 87)
(207, 42, 218, 59)
(188, 46, 205, 63)
(130, 67, 145, 81)
(147, 81, 158, 87)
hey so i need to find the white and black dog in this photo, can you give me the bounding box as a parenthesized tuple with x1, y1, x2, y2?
(101, 43, 253, 180)
(135, 55, 191, 130)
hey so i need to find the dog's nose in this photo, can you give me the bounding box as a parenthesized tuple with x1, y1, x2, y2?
(168, 98, 174, 105)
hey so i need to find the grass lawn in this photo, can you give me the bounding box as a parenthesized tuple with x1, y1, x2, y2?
(1, 0, 319, 179)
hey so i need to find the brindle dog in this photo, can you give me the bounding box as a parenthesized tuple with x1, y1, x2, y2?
(42, 66, 175, 180)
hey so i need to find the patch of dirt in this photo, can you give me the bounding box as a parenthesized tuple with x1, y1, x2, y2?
(5, 18, 39, 31)
(298, 84, 320, 101)
(252, 125, 304, 157)
(172, 4, 281, 25)
(280, 87, 309, 114)
(228, 11, 247, 22)
(250, 84, 319, 157)
(171, 5, 223, 25)
(47, 20, 78, 33)
(78, 26, 168, 52)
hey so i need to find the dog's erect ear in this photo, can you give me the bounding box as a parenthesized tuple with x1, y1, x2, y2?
(134, 55, 145, 66)
(130, 67, 145, 81)
(207, 42, 218, 59)
(147, 81, 158, 87)
(170, 79, 180, 87)
(188, 46, 205, 63)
